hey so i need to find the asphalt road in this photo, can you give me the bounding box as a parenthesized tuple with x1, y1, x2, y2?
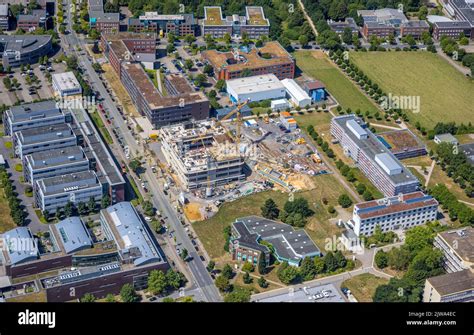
(62, 0, 221, 302)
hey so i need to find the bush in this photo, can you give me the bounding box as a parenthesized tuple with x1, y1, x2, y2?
(375, 250, 389, 269)
(242, 262, 254, 273)
(338, 194, 353, 208)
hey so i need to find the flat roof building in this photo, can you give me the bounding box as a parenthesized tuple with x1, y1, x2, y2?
(0, 227, 38, 265)
(159, 120, 246, 190)
(52, 72, 82, 97)
(129, 12, 196, 36)
(202, 6, 270, 39)
(377, 129, 427, 159)
(328, 18, 359, 35)
(348, 191, 438, 236)
(202, 41, 295, 81)
(230, 216, 321, 267)
(434, 133, 459, 146)
(226, 74, 286, 103)
(100, 202, 165, 266)
(331, 115, 419, 196)
(446, 0, 474, 38)
(23, 146, 90, 185)
(35, 170, 103, 212)
(55, 217, 93, 254)
(14, 123, 78, 160)
(0, 4, 10, 30)
(423, 269, 474, 302)
(459, 142, 474, 165)
(281, 78, 312, 108)
(3, 100, 64, 136)
(434, 227, 473, 273)
(0, 34, 52, 68)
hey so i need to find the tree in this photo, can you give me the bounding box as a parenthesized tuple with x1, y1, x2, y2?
(101, 195, 111, 209)
(184, 59, 193, 70)
(92, 42, 100, 54)
(257, 252, 267, 275)
(388, 247, 411, 271)
(299, 257, 316, 281)
(222, 264, 233, 279)
(224, 287, 251, 302)
(92, 63, 102, 73)
(313, 257, 325, 274)
(356, 183, 366, 195)
(338, 194, 352, 208)
(215, 79, 225, 92)
(148, 270, 167, 295)
(88, 197, 96, 213)
(64, 201, 74, 217)
(55, 207, 62, 221)
(298, 34, 309, 47)
(142, 200, 155, 216)
(165, 270, 186, 290)
(243, 271, 253, 284)
(80, 293, 96, 302)
(341, 27, 353, 45)
(223, 33, 231, 45)
(184, 34, 195, 45)
(261, 198, 280, 220)
(404, 226, 435, 253)
(242, 262, 254, 273)
(258, 276, 268, 288)
(120, 284, 140, 302)
(105, 294, 115, 302)
(362, 189, 374, 201)
(283, 197, 314, 218)
(180, 248, 188, 261)
(277, 262, 300, 284)
(206, 260, 215, 272)
(129, 159, 142, 173)
(334, 250, 347, 269)
(203, 64, 213, 76)
(194, 73, 207, 87)
(324, 251, 338, 272)
(215, 275, 231, 292)
(77, 202, 87, 215)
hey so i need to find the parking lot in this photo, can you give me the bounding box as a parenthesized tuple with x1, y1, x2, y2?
(0, 61, 67, 105)
(253, 283, 346, 303)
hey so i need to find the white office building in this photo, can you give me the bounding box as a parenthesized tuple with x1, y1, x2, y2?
(226, 74, 286, 103)
(348, 191, 438, 236)
(52, 72, 82, 97)
(281, 78, 312, 108)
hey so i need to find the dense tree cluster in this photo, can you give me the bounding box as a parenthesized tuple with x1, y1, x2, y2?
(373, 224, 445, 302)
(147, 269, 187, 295)
(435, 143, 474, 197)
(430, 184, 474, 225)
(279, 197, 314, 227)
(277, 251, 353, 284)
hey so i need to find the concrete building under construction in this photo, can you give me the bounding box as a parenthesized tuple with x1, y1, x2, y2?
(159, 120, 246, 191)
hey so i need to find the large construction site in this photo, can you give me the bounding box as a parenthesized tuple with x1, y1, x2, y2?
(159, 111, 329, 197)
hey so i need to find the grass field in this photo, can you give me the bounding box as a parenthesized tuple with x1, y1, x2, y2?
(90, 110, 113, 144)
(342, 273, 388, 302)
(192, 173, 351, 260)
(294, 51, 379, 114)
(350, 52, 474, 129)
(0, 188, 15, 233)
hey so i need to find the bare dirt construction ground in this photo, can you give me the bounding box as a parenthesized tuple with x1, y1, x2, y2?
(287, 173, 315, 190)
(184, 202, 203, 222)
(102, 63, 140, 117)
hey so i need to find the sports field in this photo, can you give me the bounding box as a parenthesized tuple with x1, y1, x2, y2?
(350, 51, 474, 128)
(294, 51, 379, 113)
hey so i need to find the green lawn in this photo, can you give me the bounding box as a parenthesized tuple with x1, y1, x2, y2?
(0, 189, 15, 233)
(294, 51, 379, 113)
(350, 51, 474, 129)
(90, 110, 113, 144)
(193, 173, 351, 260)
(342, 273, 388, 302)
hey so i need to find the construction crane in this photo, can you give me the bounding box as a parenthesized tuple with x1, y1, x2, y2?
(213, 100, 249, 155)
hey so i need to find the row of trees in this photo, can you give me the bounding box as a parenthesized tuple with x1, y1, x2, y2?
(307, 124, 335, 158)
(44, 196, 111, 221)
(440, 35, 474, 76)
(435, 142, 473, 198)
(330, 49, 410, 124)
(278, 251, 354, 284)
(373, 224, 445, 302)
(80, 283, 140, 302)
(430, 184, 474, 225)
(147, 269, 187, 295)
(0, 167, 26, 226)
(335, 159, 375, 202)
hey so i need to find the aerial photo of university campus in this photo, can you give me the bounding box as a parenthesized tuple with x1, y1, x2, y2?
(0, 0, 472, 309)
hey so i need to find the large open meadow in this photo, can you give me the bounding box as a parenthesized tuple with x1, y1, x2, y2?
(349, 51, 474, 129)
(294, 51, 379, 113)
